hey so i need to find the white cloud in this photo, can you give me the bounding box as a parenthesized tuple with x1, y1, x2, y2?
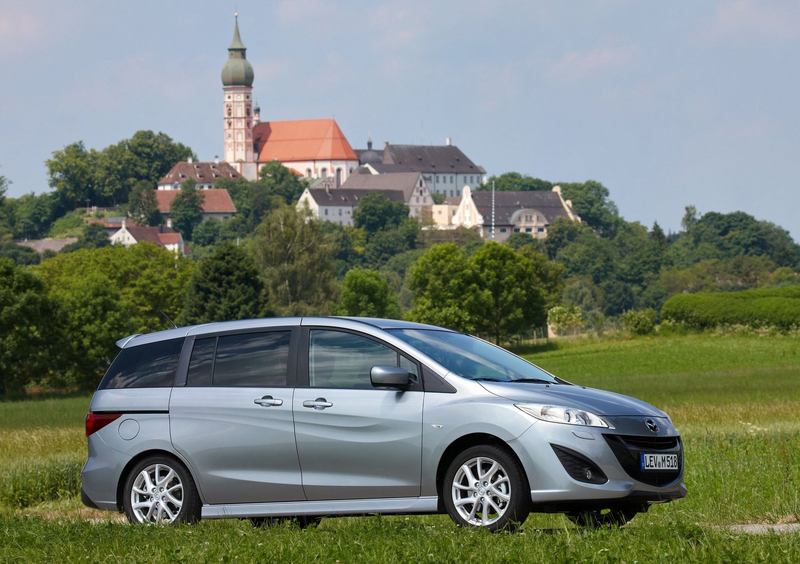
(707, 0, 800, 42)
(549, 44, 637, 84)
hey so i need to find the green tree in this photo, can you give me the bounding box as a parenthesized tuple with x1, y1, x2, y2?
(180, 242, 270, 325)
(94, 131, 194, 206)
(258, 161, 308, 205)
(127, 180, 163, 226)
(353, 193, 409, 235)
(517, 246, 566, 310)
(0, 242, 41, 265)
(407, 243, 482, 333)
(558, 180, 619, 235)
(476, 172, 554, 192)
(470, 242, 546, 344)
(548, 305, 583, 336)
(333, 268, 401, 318)
(170, 179, 205, 241)
(36, 242, 194, 335)
(9, 193, 56, 240)
(430, 192, 445, 205)
(192, 218, 222, 247)
(46, 141, 97, 212)
(0, 259, 62, 396)
(52, 272, 134, 389)
(252, 205, 338, 315)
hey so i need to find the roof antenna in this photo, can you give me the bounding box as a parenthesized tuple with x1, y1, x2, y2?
(159, 310, 178, 329)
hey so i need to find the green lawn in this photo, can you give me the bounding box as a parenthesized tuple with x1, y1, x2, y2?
(1, 333, 799, 563)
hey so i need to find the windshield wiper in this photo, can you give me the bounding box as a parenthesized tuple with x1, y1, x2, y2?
(472, 377, 511, 382)
(509, 378, 556, 384)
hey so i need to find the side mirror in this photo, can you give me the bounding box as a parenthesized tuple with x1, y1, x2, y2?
(370, 366, 410, 389)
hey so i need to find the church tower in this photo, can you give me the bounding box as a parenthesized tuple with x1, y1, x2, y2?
(221, 14, 258, 180)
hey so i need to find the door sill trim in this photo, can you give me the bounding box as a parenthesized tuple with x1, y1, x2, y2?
(201, 496, 439, 519)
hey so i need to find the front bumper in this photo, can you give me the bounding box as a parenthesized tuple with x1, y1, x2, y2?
(510, 415, 686, 509)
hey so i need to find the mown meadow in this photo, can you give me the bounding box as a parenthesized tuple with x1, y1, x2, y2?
(1, 333, 799, 563)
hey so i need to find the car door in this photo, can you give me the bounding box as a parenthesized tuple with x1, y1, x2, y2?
(293, 328, 424, 501)
(170, 328, 304, 504)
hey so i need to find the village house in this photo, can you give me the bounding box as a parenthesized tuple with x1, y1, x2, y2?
(432, 186, 581, 242)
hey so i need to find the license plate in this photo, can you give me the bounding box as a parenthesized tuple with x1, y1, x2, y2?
(641, 453, 679, 471)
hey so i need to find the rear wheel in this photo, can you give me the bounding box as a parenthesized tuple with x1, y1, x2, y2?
(567, 505, 641, 528)
(122, 455, 200, 525)
(443, 444, 530, 532)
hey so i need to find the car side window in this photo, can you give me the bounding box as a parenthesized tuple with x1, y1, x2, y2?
(309, 330, 400, 389)
(187, 331, 291, 387)
(99, 338, 184, 389)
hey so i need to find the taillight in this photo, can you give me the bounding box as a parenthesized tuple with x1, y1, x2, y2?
(85, 413, 122, 436)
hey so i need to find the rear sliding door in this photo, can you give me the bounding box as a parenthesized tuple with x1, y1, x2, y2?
(170, 328, 303, 504)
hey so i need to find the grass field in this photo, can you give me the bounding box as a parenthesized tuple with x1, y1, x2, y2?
(1, 333, 799, 563)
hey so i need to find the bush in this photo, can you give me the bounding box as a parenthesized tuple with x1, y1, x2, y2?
(0, 454, 83, 508)
(548, 305, 582, 335)
(661, 287, 800, 331)
(620, 308, 657, 335)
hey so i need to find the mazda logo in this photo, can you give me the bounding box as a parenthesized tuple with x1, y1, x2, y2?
(645, 419, 659, 433)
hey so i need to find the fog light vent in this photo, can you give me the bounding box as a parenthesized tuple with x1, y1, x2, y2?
(551, 444, 608, 485)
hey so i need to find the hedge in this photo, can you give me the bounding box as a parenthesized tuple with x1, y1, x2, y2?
(661, 287, 800, 330)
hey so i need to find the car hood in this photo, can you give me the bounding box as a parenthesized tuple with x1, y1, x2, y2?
(478, 381, 667, 417)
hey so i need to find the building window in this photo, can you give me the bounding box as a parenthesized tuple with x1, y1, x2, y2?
(321, 168, 328, 178)
(336, 168, 342, 188)
(450, 176, 454, 183)
(500, 228, 507, 233)
(435, 175, 439, 183)
(538, 227, 545, 233)
(339, 209, 342, 216)
(324, 209, 329, 216)
(416, 197, 420, 203)
(306, 169, 312, 178)
(514, 228, 520, 233)
(525, 228, 532, 233)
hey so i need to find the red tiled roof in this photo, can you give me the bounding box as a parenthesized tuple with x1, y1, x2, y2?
(155, 189, 237, 214)
(157, 161, 240, 185)
(124, 226, 180, 246)
(254, 119, 358, 163)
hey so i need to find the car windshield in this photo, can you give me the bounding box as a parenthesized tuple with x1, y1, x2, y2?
(387, 329, 560, 384)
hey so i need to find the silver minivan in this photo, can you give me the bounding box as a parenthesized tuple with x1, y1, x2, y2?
(81, 317, 685, 530)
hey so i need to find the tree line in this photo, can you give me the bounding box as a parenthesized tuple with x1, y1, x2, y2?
(2, 143, 800, 395)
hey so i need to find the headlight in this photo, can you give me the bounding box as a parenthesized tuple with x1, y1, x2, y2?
(515, 404, 611, 428)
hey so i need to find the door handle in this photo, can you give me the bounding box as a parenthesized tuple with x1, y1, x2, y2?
(254, 395, 283, 407)
(302, 398, 333, 410)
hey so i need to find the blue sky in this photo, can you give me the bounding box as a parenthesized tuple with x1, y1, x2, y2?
(2, 0, 799, 238)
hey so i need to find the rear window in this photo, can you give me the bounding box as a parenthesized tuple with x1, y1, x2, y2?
(98, 338, 184, 390)
(187, 331, 291, 387)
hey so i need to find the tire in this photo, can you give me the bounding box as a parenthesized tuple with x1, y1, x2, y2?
(567, 505, 641, 528)
(442, 444, 530, 532)
(122, 455, 201, 525)
(249, 516, 322, 529)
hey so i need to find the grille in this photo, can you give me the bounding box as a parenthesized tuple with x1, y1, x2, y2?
(603, 434, 682, 487)
(551, 445, 608, 484)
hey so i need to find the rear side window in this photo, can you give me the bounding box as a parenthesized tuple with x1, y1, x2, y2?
(99, 338, 184, 390)
(187, 331, 291, 387)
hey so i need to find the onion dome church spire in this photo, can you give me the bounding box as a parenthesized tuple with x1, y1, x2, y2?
(221, 13, 254, 87)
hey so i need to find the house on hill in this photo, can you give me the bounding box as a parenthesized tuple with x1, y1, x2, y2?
(155, 189, 237, 222)
(340, 170, 434, 219)
(355, 140, 486, 198)
(110, 219, 187, 255)
(435, 186, 581, 242)
(296, 187, 406, 226)
(157, 159, 240, 190)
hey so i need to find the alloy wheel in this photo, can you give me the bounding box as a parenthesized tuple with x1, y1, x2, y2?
(451, 456, 511, 527)
(130, 463, 184, 524)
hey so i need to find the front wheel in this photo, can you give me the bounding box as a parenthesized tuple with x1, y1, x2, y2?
(443, 444, 530, 532)
(122, 455, 201, 525)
